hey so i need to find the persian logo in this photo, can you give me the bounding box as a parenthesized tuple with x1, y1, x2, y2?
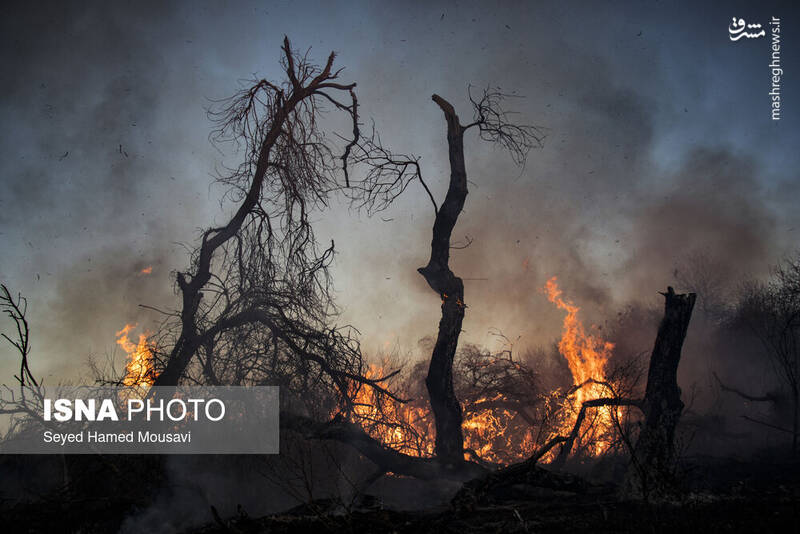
(728, 17, 766, 41)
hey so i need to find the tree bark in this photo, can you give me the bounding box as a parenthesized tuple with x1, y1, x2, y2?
(624, 287, 696, 499)
(418, 95, 469, 464)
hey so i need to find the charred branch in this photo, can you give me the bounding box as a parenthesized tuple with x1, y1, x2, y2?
(343, 126, 435, 216)
(283, 413, 486, 482)
(713, 371, 780, 403)
(551, 397, 643, 470)
(451, 454, 588, 512)
(0, 285, 44, 426)
(740, 415, 794, 434)
(464, 86, 545, 165)
(1, 284, 37, 389)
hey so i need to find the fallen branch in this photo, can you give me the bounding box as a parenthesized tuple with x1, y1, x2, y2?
(282, 413, 487, 482)
(713, 372, 779, 403)
(551, 397, 643, 470)
(740, 415, 793, 434)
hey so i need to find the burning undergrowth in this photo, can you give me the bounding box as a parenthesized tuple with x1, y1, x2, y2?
(346, 277, 645, 470)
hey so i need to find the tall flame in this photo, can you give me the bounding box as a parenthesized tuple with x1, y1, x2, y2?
(543, 277, 613, 406)
(544, 276, 617, 456)
(115, 324, 156, 388)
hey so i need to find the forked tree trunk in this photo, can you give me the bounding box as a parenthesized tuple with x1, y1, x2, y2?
(418, 94, 469, 464)
(624, 287, 696, 499)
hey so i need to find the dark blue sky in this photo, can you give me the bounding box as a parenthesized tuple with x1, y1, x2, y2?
(0, 0, 797, 379)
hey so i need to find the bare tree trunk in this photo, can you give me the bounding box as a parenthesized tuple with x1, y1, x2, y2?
(624, 287, 696, 499)
(418, 94, 469, 464)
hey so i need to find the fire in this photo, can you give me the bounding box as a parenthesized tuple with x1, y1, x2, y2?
(343, 276, 622, 466)
(543, 276, 618, 457)
(349, 364, 434, 457)
(348, 365, 536, 464)
(115, 324, 156, 388)
(462, 393, 536, 464)
(140, 266, 153, 275)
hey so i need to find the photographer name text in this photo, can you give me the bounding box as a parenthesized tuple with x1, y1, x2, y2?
(43, 430, 192, 446)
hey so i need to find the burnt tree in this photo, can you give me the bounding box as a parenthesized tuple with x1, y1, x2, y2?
(350, 89, 542, 464)
(147, 38, 412, 415)
(132, 37, 542, 476)
(418, 95, 469, 463)
(624, 287, 696, 499)
(417, 92, 542, 463)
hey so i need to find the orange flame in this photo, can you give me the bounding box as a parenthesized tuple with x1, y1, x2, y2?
(140, 266, 153, 275)
(348, 365, 536, 464)
(349, 364, 434, 457)
(544, 276, 618, 457)
(338, 276, 621, 465)
(115, 324, 156, 388)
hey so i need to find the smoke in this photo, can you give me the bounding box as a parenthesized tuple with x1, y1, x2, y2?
(1, 0, 795, 381)
(0, 1, 221, 380)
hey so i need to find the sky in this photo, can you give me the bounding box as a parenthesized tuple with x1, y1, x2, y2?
(0, 0, 798, 384)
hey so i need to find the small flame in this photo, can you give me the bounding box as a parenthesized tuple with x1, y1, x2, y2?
(115, 324, 156, 388)
(140, 266, 153, 275)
